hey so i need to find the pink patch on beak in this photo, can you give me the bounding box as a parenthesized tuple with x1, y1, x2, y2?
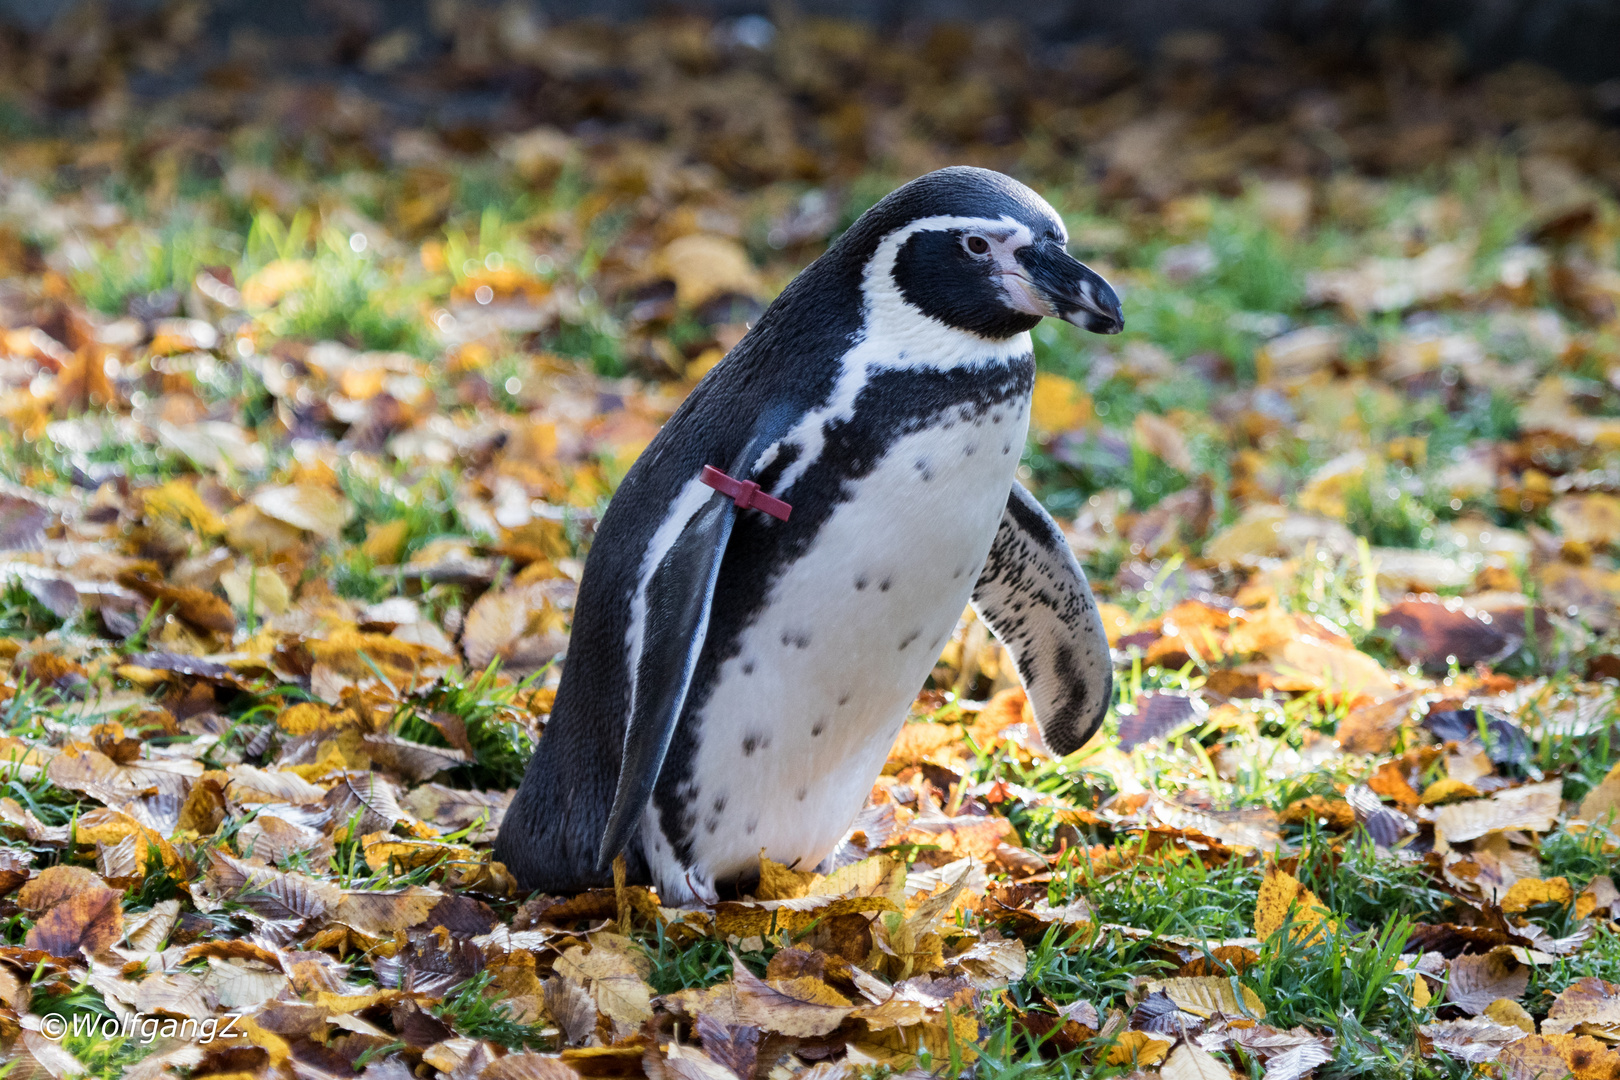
(999, 273, 1051, 317)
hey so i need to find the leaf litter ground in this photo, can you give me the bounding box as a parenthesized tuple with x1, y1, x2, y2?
(1, 11, 1620, 1080)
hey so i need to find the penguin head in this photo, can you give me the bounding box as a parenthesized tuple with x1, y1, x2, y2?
(843, 167, 1123, 341)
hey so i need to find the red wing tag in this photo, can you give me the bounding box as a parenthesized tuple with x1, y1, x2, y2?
(700, 465, 792, 522)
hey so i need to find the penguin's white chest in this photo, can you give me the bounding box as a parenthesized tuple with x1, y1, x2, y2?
(649, 394, 1031, 895)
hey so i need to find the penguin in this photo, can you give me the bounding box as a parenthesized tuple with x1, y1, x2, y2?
(495, 166, 1122, 904)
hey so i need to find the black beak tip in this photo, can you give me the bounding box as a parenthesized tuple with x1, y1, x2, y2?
(1084, 309, 1124, 335)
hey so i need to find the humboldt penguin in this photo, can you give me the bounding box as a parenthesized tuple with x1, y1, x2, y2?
(496, 166, 1122, 903)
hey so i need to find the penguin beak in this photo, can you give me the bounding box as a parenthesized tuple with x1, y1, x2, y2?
(1005, 239, 1124, 335)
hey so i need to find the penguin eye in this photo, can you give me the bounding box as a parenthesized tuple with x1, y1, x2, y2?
(964, 234, 991, 256)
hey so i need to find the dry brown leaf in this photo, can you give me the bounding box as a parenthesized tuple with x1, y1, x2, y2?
(462, 583, 570, 672)
(17, 865, 105, 915)
(133, 970, 215, 1018)
(226, 764, 328, 804)
(1543, 977, 1620, 1038)
(949, 938, 1028, 991)
(252, 484, 353, 538)
(402, 784, 509, 841)
(1497, 1033, 1620, 1080)
(1433, 781, 1563, 845)
(332, 887, 443, 937)
(363, 733, 469, 780)
(545, 975, 598, 1047)
(10, 1029, 88, 1080)
(482, 1053, 584, 1080)
(553, 933, 656, 1026)
(1447, 948, 1530, 1015)
(203, 848, 341, 923)
(1160, 1042, 1234, 1080)
(25, 883, 124, 959)
(655, 234, 761, 307)
(659, 1043, 741, 1080)
(238, 814, 337, 867)
(124, 899, 181, 953)
(1420, 1017, 1530, 1062)
(1144, 976, 1266, 1020)
(1579, 762, 1620, 823)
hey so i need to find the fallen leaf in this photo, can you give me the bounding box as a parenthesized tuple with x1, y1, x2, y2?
(1447, 948, 1530, 1015)
(1160, 1042, 1233, 1080)
(1433, 781, 1563, 845)
(1254, 865, 1330, 944)
(25, 882, 124, 959)
(554, 933, 656, 1026)
(1543, 977, 1620, 1038)
(252, 484, 354, 539)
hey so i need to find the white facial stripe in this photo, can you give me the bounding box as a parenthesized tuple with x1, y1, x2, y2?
(623, 474, 716, 750)
(766, 214, 1041, 497)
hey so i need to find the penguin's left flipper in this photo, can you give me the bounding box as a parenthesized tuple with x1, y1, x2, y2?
(972, 483, 1114, 756)
(597, 486, 736, 869)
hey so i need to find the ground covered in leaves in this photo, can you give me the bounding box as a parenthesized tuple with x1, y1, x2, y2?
(3, 8, 1620, 1080)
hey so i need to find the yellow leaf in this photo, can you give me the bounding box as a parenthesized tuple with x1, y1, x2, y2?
(1144, 976, 1265, 1019)
(1485, 997, 1537, 1034)
(276, 702, 356, 736)
(1254, 864, 1331, 944)
(1578, 761, 1620, 823)
(142, 480, 226, 537)
(756, 850, 819, 901)
(1106, 1030, 1171, 1066)
(655, 234, 761, 307)
(362, 519, 411, 564)
(1500, 877, 1574, 915)
(235, 1013, 291, 1067)
(361, 833, 477, 874)
(240, 258, 313, 308)
(1029, 372, 1091, 436)
(1420, 777, 1483, 805)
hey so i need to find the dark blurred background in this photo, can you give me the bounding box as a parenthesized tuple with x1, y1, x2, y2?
(6, 1, 1620, 83)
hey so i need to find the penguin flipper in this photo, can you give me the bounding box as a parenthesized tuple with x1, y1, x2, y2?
(597, 486, 735, 870)
(971, 483, 1113, 756)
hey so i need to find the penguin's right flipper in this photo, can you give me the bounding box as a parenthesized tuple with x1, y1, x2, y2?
(597, 486, 736, 869)
(971, 483, 1113, 756)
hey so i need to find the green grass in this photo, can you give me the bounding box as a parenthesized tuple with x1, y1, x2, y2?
(644, 929, 770, 994)
(1341, 460, 1438, 549)
(1293, 834, 1451, 928)
(1065, 845, 1264, 939)
(0, 579, 65, 638)
(1524, 925, 1620, 1017)
(1538, 827, 1617, 891)
(976, 922, 1173, 1078)
(392, 662, 542, 790)
(339, 465, 468, 554)
(68, 215, 238, 316)
(433, 971, 552, 1051)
